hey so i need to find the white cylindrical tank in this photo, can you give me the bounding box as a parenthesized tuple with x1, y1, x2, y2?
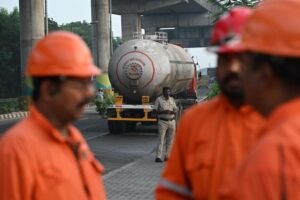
(108, 39, 195, 103)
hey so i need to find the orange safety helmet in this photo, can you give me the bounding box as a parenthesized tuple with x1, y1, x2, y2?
(208, 7, 252, 53)
(26, 31, 101, 77)
(240, 0, 300, 57)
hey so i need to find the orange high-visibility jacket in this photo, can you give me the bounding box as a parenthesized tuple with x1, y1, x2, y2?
(155, 95, 265, 200)
(0, 106, 106, 200)
(221, 98, 300, 200)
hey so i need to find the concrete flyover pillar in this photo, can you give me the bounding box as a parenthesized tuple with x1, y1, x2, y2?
(19, 0, 45, 96)
(91, 0, 112, 89)
(121, 14, 141, 42)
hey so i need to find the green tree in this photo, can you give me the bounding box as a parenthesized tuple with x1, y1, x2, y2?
(204, 0, 261, 99)
(0, 8, 122, 99)
(0, 7, 21, 98)
(113, 36, 122, 51)
(207, 82, 221, 99)
(213, 0, 260, 9)
(60, 21, 92, 49)
(94, 93, 115, 117)
(60, 21, 122, 52)
(48, 18, 60, 32)
(209, 0, 261, 18)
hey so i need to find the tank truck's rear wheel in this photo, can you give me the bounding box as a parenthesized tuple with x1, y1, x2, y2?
(108, 121, 126, 134)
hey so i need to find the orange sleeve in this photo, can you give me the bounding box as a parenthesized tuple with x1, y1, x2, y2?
(155, 115, 193, 200)
(0, 142, 34, 200)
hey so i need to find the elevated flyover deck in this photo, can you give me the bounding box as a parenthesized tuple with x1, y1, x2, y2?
(112, 0, 219, 14)
(112, 0, 221, 47)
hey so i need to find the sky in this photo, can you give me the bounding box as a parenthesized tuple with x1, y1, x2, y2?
(0, 0, 122, 36)
(0, 0, 216, 69)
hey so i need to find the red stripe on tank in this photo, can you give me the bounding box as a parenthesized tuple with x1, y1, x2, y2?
(116, 50, 155, 89)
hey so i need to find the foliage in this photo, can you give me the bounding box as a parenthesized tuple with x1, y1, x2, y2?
(94, 93, 115, 117)
(58, 21, 122, 54)
(0, 7, 122, 111)
(204, 0, 260, 98)
(113, 36, 122, 51)
(212, 0, 260, 9)
(207, 82, 221, 99)
(48, 18, 60, 31)
(209, 0, 261, 19)
(60, 21, 92, 49)
(18, 96, 30, 111)
(0, 8, 21, 98)
(0, 97, 29, 114)
(0, 99, 17, 114)
(0, 102, 14, 114)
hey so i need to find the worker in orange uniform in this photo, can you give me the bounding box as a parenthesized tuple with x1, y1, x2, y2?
(220, 1, 300, 199)
(155, 7, 265, 200)
(0, 31, 106, 200)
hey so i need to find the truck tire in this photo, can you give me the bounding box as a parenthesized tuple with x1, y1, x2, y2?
(108, 121, 126, 134)
(125, 122, 136, 132)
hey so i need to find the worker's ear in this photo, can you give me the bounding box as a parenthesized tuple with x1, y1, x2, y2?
(258, 63, 275, 87)
(40, 80, 59, 101)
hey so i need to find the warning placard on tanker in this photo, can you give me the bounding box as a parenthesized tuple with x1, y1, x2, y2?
(115, 96, 123, 105)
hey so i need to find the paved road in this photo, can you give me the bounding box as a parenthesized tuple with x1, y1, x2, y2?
(90, 126, 157, 174)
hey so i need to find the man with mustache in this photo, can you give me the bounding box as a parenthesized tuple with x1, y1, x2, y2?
(155, 7, 265, 200)
(221, 1, 300, 199)
(0, 31, 106, 200)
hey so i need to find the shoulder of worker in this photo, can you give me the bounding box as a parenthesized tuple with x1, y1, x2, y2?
(0, 117, 37, 156)
(264, 115, 300, 151)
(174, 96, 224, 143)
(68, 125, 87, 143)
(0, 115, 84, 152)
(220, 133, 282, 200)
(180, 95, 224, 119)
(243, 114, 300, 172)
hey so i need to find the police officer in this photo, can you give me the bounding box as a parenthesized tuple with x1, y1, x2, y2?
(154, 87, 177, 162)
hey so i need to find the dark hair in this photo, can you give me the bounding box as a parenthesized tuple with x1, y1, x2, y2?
(32, 76, 64, 102)
(246, 52, 300, 87)
(162, 87, 170, 91)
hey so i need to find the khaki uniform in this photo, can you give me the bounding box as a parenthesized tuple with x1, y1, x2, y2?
(154, 96, 177, 160)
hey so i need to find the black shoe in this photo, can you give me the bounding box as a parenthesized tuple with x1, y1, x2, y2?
(155, 158, 163, 163)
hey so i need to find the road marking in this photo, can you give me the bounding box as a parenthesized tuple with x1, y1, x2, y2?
(103, 160, 138, 180)
(86, 132, 109, 141)
(103, 150, 156, 180)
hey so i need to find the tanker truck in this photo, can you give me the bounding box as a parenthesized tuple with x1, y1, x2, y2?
(106, 32, 198, 133)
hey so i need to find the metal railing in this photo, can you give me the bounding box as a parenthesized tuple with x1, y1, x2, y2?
(0, 98, 18, 103)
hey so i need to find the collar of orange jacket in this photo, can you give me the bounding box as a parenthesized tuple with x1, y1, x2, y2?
(29, 105, 82, 144)
(263, 97, 300, 132)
